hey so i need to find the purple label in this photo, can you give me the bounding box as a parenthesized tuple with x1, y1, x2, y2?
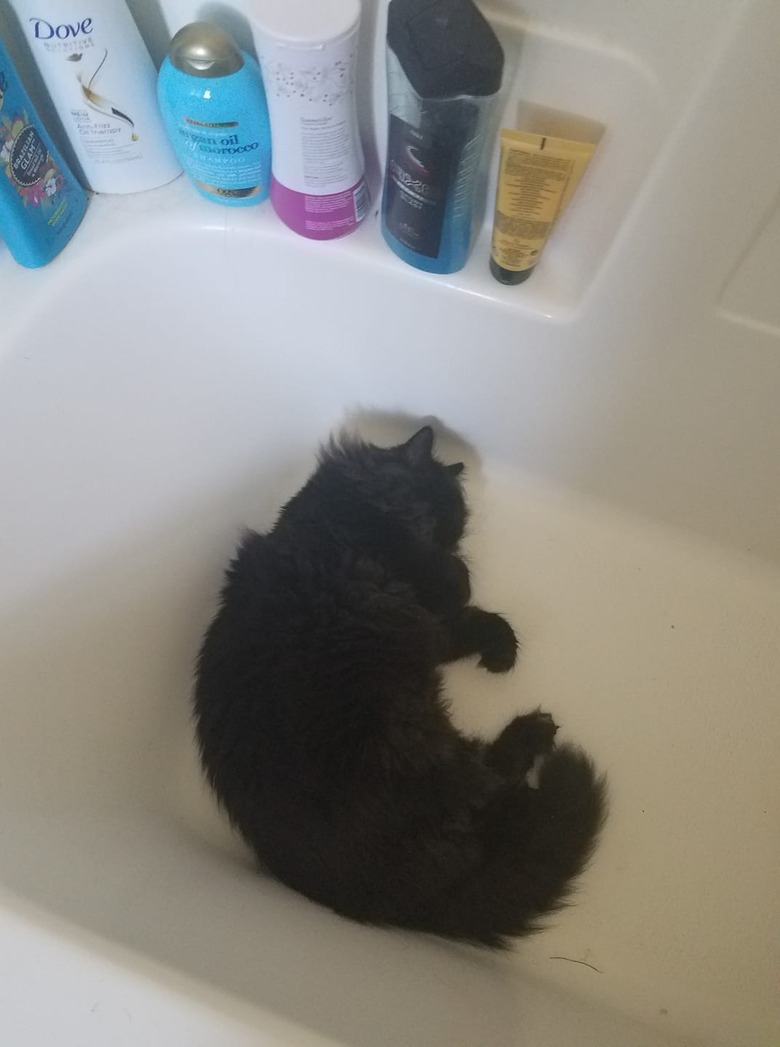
(271, 176, 368, 241)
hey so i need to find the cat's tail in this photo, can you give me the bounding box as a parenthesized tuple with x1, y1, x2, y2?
(413, 745, 608, 948)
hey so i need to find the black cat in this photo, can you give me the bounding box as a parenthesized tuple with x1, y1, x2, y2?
(194, 426, 607, 947)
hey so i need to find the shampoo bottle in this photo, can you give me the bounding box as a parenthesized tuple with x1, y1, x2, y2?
(247, 0, 369, 240)
(382, 0, 503, 274)
(0, 36, 87, 267)
(10, 0, 181, 194)
(157, 23, 272, 206)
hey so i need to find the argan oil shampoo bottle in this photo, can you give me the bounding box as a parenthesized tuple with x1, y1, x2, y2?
(158, 22, 272, 207)
(10, 0, 181, 194)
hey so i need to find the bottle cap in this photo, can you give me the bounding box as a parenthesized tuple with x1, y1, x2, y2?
(245, 0, 360, 48)
(168, 22, 244, 78)
(387, 0, 503, 98)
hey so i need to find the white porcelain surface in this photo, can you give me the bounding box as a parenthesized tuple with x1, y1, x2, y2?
(0, 0, 778, 1043)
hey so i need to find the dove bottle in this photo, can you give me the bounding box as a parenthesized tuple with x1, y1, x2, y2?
(9, 0, 181, 193)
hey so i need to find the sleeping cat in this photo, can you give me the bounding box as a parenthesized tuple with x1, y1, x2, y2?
(194, 426, 606, 947)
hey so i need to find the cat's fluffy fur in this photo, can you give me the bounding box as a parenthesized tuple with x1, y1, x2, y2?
(194, 427, 607, 947)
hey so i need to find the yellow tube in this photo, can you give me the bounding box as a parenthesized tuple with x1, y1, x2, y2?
(490, 129, 596, 285)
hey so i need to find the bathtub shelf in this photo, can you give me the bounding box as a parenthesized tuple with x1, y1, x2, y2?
(32, 175, 576, 319)
(0, 0, 666, 325)
(0, 173, 584, 323)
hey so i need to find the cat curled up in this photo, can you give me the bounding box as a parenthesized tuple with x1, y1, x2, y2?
(194, 427, 607, 947)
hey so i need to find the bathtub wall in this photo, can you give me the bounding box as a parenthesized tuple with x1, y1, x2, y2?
(123, 0, 779, 563)
(2, 0, 778, 562)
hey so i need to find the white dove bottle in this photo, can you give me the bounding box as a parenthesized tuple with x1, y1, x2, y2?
(10, 0, 181, 193)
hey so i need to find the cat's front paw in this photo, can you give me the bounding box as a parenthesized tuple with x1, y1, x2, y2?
(477, 613, 519, 673)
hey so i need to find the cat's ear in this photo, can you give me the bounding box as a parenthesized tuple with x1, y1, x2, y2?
(446, 462, 465, 477)
(403, 426, 435, 465)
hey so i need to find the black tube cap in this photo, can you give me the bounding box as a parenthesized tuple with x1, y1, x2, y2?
(490, 258, 534, 284)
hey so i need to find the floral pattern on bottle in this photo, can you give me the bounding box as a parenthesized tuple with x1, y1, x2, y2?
(0, 109, 64, 209)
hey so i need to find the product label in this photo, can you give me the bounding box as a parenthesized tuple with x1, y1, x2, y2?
(491, 146, 575, 273)
(30, 16, 94, 41)
(257, 39, 364, 196)
(304, 183, 364, 231)
(383, 115, 453, 258)
(25, 14, 144, 166)
(176, 118, 266, 194)
(0, 81, 68, 225)
(299, 115, 350, 190)
(7, 122, 48, 186)
(271, 175, 368, 239)
(352, 180, 369, 223)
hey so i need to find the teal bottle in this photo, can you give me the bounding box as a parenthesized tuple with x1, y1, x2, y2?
(158, 22, 271, 207)
(0, 36, 87, 268)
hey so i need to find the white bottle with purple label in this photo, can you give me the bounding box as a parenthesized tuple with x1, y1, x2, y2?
(246, 0, 369, 240)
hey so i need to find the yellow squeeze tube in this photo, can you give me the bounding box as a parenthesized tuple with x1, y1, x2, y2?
(490, 129, 596, 285)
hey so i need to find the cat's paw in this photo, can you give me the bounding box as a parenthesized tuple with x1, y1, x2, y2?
(507, 710, 559, 755)
(477, 613, 519, 673)
(487, 710, 559, 777)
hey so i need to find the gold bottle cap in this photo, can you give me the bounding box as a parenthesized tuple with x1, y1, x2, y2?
(168, 22, 244, 78)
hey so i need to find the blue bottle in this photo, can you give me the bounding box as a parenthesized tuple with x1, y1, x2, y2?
(382, 0, 504, 275)
(0, 36, 87, 268)
(158, 22, 271, 207)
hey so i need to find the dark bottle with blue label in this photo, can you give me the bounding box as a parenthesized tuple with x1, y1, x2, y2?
(381, 0, 503, 275)
(0, 36, 87, 268)
(158, 22, 271, 207)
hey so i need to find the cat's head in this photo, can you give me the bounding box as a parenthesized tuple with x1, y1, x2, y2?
(324, 426, 467, 549)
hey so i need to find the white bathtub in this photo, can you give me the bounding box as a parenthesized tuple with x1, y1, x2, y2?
(0, 175, 777, 1047)
(1, 0, 779, 1042)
